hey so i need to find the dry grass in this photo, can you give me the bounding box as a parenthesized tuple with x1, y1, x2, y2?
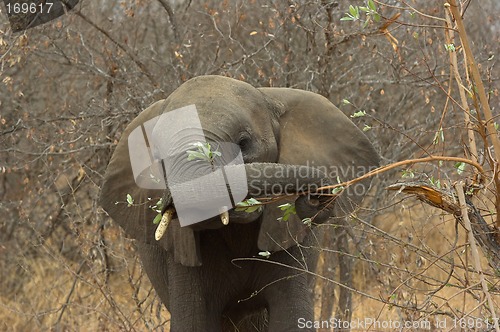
(1, 1, 498, 329)
(2, 195, 499, 331)
(349, 201, 499, 330)
(1, 238, 170, 331)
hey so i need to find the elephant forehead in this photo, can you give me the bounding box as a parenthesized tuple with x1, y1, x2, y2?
(152, 105, 204, 136)
(165, 95, 267, 117)
(164, 76, 274, 115)
(156, 99, 277, 144)
(178, 75, 255, 94)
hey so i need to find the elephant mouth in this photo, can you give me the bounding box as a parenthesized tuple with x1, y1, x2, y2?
(155, 203, 265, 240)
(155, 163, 338, 240)
(153, 162, 336, 241)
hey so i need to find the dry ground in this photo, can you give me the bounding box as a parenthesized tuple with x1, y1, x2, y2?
(2, 194, 498, 331)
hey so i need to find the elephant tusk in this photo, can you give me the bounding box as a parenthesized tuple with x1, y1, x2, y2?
(155, 208, 175, 241)
(220, 210, 229, 225)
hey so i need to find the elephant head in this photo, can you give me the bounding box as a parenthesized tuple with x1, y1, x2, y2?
(100, 75, 379, 266)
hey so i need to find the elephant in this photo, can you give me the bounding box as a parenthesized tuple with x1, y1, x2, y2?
(99, 75, 379, 331)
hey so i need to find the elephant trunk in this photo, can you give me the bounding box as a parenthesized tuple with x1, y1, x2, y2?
(245, 162, 331, 197)
(155, 162, 333, 240)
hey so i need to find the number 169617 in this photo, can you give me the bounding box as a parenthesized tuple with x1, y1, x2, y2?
(6, 1, 53, 14)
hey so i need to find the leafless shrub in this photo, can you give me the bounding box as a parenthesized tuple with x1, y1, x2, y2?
(1, 0, 499, 330)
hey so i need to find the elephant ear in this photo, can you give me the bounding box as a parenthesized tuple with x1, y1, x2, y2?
(100, 100, 202, 266)
(257, 88, 380, 252)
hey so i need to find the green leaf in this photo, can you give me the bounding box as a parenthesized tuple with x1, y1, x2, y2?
(278, 203, 293, 210)
(433, 127, 444, 144)
(258, 251, 271, 258)
(342, 99, 352, 105)
(363, 124, 372, 132)
(200, 144, 210, 157)
(152, 213, 162, 224)
(340, 16, 354, 21)
(236, 198, 253, 207)
(332, 186, 344, 195)
(186, 142, 222, 163)
(363, 17, 370, 29)
(187, 150, 207, 161)
(151, 198, 163, 213)
(277, 203, 296, 221)
(367, 0, 376, 11)
(373, 12, 381, 22)
(455, 162, 466, 175)
(332, 178, 345, 194)
(235, 204, 262, 213)
(401, 169, 415, 179)
(246, 198, 261, 205)
(351, 110, 367, 118)
(429, 176, 441, 189)
(235, 198, 262, 213)
(246, 205, 261, 213)
(444, 43, 456, 52)
(126, 194, 134, 206)
(349, 5, 359, 18)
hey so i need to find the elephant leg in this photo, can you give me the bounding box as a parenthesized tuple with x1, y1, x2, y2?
(136, 242, 171, 306)
(251, 253, 314, 331)
(136, 242, 223, 332)
(256, 232, 320, 332)
(262, 272, 315, 332)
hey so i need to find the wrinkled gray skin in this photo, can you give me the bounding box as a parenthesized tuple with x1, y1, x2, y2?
(100, 76, 379, 331)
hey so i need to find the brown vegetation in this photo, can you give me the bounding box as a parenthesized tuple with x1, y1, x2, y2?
(1, 0, 499, 330)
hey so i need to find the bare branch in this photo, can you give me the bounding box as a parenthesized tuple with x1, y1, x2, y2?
(455, 182, 500, 332)
(157, 0, 180, 43)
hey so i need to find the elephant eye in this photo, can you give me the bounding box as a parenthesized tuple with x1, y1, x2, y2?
(238, 136, 252, 152)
